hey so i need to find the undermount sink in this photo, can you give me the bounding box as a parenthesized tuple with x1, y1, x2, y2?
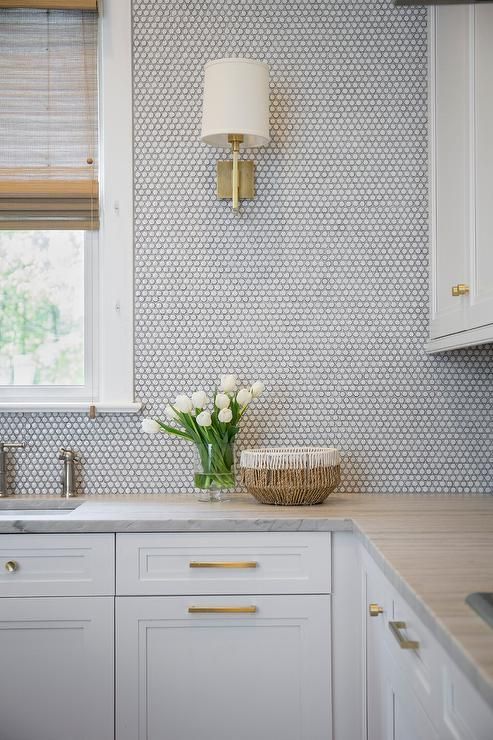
(0, 500, 81, 516)
(466, 592, 493, 629)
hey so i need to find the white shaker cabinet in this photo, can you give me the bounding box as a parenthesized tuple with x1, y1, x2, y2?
(366, 607, 438, 740)
(2, 528, 492, 740)
(115, 532, 332, 740)
(363, 548, 493, 740)
(116, 594, 331, 740)
(0, 534, 115, 740)
(368, 640, 439, 740)
(0, 596, 114, 740)
(428, 4, 493, 351)
(390, 657, 439, 740)
(365, 552, 438, 740)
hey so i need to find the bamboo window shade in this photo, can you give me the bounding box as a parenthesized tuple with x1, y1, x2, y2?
(0, 5, 99, 229)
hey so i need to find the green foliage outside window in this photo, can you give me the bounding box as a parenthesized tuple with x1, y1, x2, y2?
(0, 230, 85, 386)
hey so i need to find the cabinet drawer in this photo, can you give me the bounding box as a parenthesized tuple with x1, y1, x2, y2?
(0, 534, 114, 596)
(116, 532, 331, 595)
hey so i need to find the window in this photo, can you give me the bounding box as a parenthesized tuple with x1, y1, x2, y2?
(0, 0, 137, 413)
(0, 230, 87, 387)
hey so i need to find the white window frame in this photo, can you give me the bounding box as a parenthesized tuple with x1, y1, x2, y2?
(0, 0, 140, 414)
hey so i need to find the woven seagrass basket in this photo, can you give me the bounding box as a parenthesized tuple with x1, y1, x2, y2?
(240, 447, 341, 506)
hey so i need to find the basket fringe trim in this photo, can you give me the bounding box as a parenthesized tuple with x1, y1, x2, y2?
(240, 447, 340, 470)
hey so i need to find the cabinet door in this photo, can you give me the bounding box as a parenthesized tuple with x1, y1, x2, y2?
(367, 634, 394, 740)
(429, 4, 493, 347)
(368, 633, 438, 740)
(441, 658, 493, 740)
(391, 647, 439, 740)
(366, 578, 394, 740)
(468, 4, 493, 331)
(117, 595, 331, 740)
(0, 597, 114, 740)
(430, 4, 470, 340)
(366, 562, 438, 740)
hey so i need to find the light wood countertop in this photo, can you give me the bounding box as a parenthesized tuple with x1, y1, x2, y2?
(344, 493, 493, 706)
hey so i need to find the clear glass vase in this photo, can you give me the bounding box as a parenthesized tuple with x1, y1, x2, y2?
(193, 442, 235, 502)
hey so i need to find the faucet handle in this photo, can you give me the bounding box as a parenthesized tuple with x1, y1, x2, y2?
(59, 447, 78, 462)
(0, 442, 25, 452)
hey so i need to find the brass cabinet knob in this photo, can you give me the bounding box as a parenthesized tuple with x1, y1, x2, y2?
(369, 603, 384, 617)
(5, 560, 18, 573)
(451, 283, 470, 297)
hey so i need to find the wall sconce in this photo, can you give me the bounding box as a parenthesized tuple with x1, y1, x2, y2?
(201, 58, 270, 211)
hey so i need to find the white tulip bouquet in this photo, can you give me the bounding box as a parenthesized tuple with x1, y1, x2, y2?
(141, 374, 264, 497)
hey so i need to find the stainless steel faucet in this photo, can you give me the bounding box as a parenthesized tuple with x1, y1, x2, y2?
(0, 442, 26, 498)
(59, 447, 78, 498)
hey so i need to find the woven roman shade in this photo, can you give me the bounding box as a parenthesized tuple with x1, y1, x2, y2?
(0, 2, 97, 9)
(0, 6, 99, 229)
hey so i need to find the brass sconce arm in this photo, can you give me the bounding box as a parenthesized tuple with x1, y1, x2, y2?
(228, 134, 243, 211)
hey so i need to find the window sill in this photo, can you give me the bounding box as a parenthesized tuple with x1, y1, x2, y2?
(0, 401, 142, 414)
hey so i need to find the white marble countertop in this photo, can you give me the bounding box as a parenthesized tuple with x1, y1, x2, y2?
(1, 492, 493, 708)
(0, 494, 355, 533)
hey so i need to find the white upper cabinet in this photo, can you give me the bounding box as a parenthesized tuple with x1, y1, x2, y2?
(428, 4, 493, 351)
(470, 7, 493, 333)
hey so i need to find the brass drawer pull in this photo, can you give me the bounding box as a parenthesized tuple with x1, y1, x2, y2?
(451, 283, 470, 297)
(189, 561, 257, 569)
(188, 606, 257, 614)
(389, 620, 419, 650)
(4, 560, 18, 573)
(369, 603, 384, 617)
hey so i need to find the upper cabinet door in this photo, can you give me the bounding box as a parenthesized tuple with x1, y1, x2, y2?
(468, 4, 493, 332)
(428, 5, 493, 351)
(430, 4, 470, 341)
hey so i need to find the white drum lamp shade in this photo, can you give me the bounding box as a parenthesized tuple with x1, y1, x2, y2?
(201, 58, 270, 148)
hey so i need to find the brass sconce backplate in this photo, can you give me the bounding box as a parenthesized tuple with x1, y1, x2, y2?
(216, 160, 255, 200)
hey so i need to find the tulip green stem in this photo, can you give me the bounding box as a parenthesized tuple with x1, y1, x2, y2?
(151, 387, 262, 491)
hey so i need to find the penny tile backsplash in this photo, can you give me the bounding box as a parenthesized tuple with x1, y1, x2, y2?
(1, 0, 492, 494)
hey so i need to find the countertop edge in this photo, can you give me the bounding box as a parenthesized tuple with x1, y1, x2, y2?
(0, 517, 354, 534)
